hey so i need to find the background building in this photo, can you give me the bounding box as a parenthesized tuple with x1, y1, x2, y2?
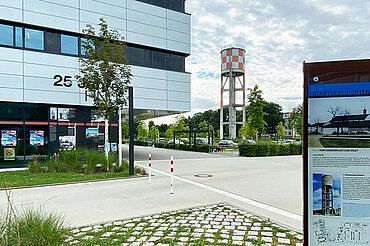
(0, 0, 191, 167)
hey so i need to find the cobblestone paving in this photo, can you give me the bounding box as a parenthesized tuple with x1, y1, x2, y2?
(66, 203, 303, 245)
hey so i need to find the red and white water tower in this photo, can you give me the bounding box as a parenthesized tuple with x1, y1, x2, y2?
(220, 46, 246, 139)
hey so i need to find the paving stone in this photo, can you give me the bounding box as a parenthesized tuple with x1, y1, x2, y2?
(261, 236, 273, 242)
(80, 226, 92, 232)
(247, 235, 258, 240)
(178, 237, 189, 242)
(251, 226, 261, 231)
(295, 234, 303, 240)
(101, 232, 114, 237)
(225, 225, 235, 230)
(276, 232, 287, 237)
(232, 236, 244, 241)
(296, 243, 303, 246)
(148, 236, 161, 242)
(113, 221, 123, 225)
(91, 228, 103, 233)
(278, 238, 290, 244)
(71, 229, 79, 233)
(261, 231, 273, 236)
(74, 232, 85, 237)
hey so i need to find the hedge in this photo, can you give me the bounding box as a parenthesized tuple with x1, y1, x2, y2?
(134, 139, 152, 146)
(239, 143, 302, 157)
(154, 142, 210, 153)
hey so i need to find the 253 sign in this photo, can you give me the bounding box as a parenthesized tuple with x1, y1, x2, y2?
(53, 75, 83, 88)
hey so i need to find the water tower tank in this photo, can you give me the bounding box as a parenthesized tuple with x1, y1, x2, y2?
(221, 47, 245, 76)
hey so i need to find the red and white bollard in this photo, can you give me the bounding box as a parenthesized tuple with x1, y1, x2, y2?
(148, 154, 152, 184)
(170, 156, 174, 194)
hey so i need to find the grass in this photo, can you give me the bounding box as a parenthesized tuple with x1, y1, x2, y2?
(320, 137, 370, 148)
(0, 170, 131, 188)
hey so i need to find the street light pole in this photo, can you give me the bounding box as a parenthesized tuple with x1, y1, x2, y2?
(129, 87, 134, 175)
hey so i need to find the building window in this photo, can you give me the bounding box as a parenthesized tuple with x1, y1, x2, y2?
(152, 0, 165, 7)
(152, 51, 165, 69)
(61, 34, 78, 55)
(170, 54, 183, 72)
(170, 0, 184, 12)
(80, 38, 88, 56)
(45, 32, 61, 53)
(0, 24, 13, 46)
(15, 27, 23, 47)
(132, 47, 146, 66)
(25, 28, 44, 50)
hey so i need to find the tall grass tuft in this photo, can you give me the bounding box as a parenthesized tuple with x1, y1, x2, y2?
(60, 149, 83, 172)
(28, 155, 43, 173)
(4, 209, 67, 246)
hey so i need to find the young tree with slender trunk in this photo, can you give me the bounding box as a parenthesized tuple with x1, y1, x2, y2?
(76, 18, 132, 161)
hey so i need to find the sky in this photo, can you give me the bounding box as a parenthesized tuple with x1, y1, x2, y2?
(153, 0, 370, 124)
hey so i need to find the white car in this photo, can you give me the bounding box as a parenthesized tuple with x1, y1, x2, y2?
(168, 139, 184, 145)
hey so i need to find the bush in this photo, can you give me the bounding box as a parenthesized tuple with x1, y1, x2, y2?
(268, 144, 279, 156)
(60, 149, 83, 172)
(1, 208, 67, 246)
(194, 144, 210, 153)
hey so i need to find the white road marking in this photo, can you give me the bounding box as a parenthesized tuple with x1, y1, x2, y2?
(136, 162, 302, 222)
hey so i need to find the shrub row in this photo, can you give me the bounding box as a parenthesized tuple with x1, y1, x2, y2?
(134, 139, 152, 146)
(28, 148, 121, 174)
(154, 142, 210, 153)
(239, 143, 302, 157)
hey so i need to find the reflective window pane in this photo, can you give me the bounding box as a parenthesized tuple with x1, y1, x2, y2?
(15, 27, 23, 47)
(0, 24, 13, 46)
(45, 32, 60, 53)
(61, 34, 78, 55)
(153, 51, 165, 69)
(132, 47, 146, 66)
(25, 29, 44, 50)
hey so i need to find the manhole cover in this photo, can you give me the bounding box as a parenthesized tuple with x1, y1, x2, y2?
(194, 173, 213, 178)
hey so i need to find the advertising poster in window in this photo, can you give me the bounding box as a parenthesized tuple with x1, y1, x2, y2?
(59, 136, 75, 150)
(4, 148, 15, 161)
(30, 130, 44, 146)
(86, 128, 98, 139)
(1, 130, 17, 147)
(304, 60, 370, 246)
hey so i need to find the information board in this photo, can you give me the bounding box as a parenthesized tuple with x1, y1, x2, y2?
(304, 59, 370, 245)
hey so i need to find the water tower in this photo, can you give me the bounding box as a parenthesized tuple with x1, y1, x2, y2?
(220, 47, 246, 139)
(322, 175, 334, 215)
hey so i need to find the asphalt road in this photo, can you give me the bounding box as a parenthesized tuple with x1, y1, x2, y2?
(0, 147, 303, 232)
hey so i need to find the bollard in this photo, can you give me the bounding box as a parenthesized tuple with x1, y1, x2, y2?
(149, 154, 152, 184)
(170, 156, 174, 194)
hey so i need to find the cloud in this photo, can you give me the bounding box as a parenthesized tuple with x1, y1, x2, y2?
(186, 0, 370, 113)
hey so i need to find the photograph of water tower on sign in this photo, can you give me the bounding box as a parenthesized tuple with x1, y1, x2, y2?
(308, 96, 370, 148)
(313, 173, 342, 216)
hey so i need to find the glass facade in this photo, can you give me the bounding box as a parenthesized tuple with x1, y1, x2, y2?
(0, 102, 118, 168)
(25, 28, 44, 50)
(0, 21, 187, 72)
(0, 23, 13, 46)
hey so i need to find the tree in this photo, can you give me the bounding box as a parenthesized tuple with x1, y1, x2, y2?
(239, 120, 257, 139)
(198, 120, 214, 138)
(149, 125, 158, 140)
(76, 18, 132, 160)
(122, 122, 129, 139)
(263, 102, 283, 134)
(165, 116, 189, 139)
(246, 85, 266, 140)
(137, 121, 148, 138)
(276, 122, 285, 140)
(287, 104, 303, 138)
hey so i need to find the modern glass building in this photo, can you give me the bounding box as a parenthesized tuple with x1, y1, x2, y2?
(0, 0, 191, 167)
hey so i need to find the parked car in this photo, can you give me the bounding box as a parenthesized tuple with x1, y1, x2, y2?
(156, 138, 166, 143)
(138, 137, 148, 141)
(195, 138, 208, 145)
(218, 140, 238, 147)
(242, 139, 256, 144)
(180, 137, 189, 143)
(168, 139, 184, 145)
